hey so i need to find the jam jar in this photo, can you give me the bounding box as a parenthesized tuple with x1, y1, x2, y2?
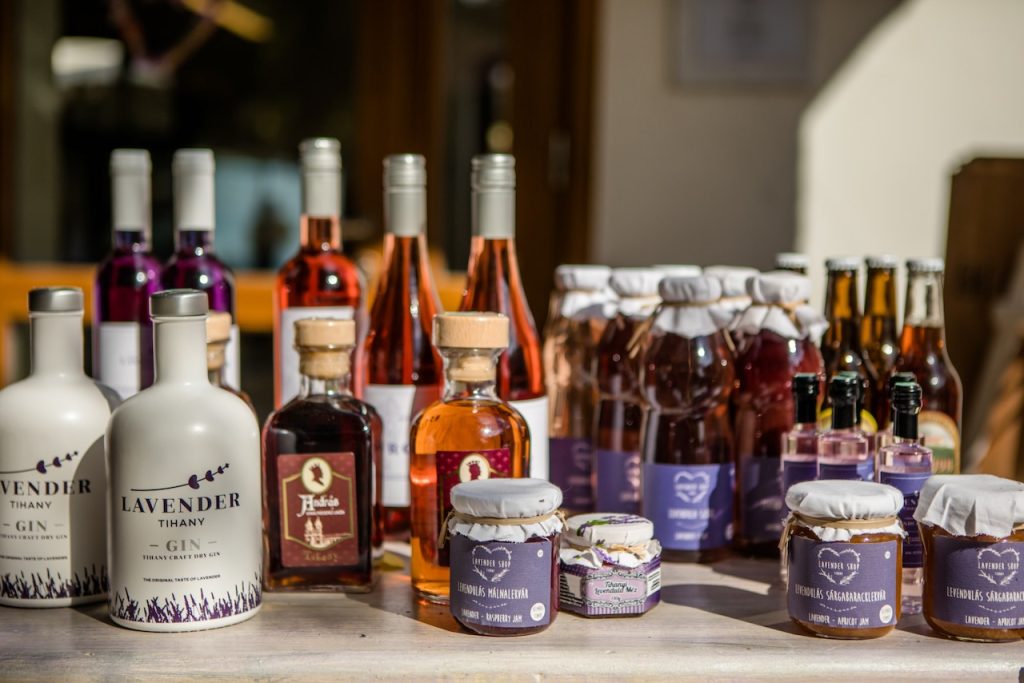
(782, 480, 905, 639)
(916, 474, 1024, 642)
(559, 513, 662, 618)
(445, 478, 563, 636)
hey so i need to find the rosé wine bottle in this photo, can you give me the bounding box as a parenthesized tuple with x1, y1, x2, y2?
(93, 149, 162, 399)
(817, 374, 872, 481)
(161, 149, 240, 389)
(877, 380, 931, 615)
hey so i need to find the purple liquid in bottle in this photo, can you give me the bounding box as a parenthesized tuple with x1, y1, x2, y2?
(161, 230, 235, 313)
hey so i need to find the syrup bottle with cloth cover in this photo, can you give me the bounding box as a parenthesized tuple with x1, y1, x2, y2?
(640, 275, 735, 563)
(545, 265, 611, 514)
(703, 265, 758, 349)
(733, 272, 825, 556)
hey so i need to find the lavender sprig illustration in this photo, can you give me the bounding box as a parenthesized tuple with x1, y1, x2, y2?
(1, 565, 108, 599)
(0, 450, 81, 476)
(111, 575, 262, 623)
(130, 463, 230, 492)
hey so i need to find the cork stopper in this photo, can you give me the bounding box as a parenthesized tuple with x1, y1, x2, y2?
(294, 318, 355, 379)
(206, 311, 232, 344)
(432, 313, 509, 349)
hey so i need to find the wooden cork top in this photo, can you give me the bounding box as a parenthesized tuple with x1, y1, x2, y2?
(433, 312, 509, 349)
(206, 311, 232, 343)
(294, 317, 356, 348)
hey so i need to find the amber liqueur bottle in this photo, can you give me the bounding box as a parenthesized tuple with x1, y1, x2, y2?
(861, 255, 900, 421)
(593, 268, 662, 515)
(409, 313, 529, 603)
(275, 138, 363, 407)
(263, 318, 380, 592)
(891, 258, 962, 474)
(820, 257, 878, 431)
(364, 155, 442, 540)
(459, 155, 547, 479)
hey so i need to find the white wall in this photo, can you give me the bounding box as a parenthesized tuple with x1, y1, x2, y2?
(798, 0, 1024, 309)
(591, 0, 898, 273)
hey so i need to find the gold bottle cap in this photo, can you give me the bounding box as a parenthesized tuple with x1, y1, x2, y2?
(433, 312, 509, 349)
(295, 317, 356, 348)
(206, 311, 232, 343)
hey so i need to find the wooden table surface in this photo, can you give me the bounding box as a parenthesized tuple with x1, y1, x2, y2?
(1, 544, 1021, 681)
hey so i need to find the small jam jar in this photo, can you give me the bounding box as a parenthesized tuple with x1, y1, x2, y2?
(446, 478, 564, 636)
(783, 480, 905, 639)
(559, 513, 662, 618)
(916, 474, 1024, 642)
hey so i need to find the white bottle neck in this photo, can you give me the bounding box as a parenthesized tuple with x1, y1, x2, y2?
(30, 312, 84, 378)
(112, 169, 151, 239)
(302, 167, 342, 219)
(174, 170, 215, 232)
(472, 188, 515, 239)
(385, 185, 426, 237)
(155, 317, 210, 385)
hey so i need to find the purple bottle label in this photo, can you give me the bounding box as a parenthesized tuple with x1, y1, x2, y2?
(930, 536, 1024, 629)
(878, 470, 928, 568)
(449, 535, 553, 630)
(550, 437, 593, 511)
(594, 449, 641, 515)
(740, 456, 783, 545)
(642, 463, 734, 551)
(818, 460, 874, 482)
(782, 460, 818, 497)
(788, 535, 898, 630)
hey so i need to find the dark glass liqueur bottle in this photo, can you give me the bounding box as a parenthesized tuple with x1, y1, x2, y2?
(820, 257, 878, 431)
(364, 155, 442, 540)
(890, 258, 962, 474)
(262, 318, 380, 592)
(861, 255, 900, 420)
(93, 149, 162, 399)
(459, 155, 547, 479)
(162, 149, 240, 389)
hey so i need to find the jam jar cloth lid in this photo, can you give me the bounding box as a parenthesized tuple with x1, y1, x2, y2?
(554, 265, 612, 321)
(653, 275, 723, 338)
(559, 513, 662, 569)
(783, 480, 906, 543)
(609, 268, 663, 319)
(447, 478, 565, 544)
(704, 265, 758, 330)
(733, 272, 827, 341)
(914, 474, 1024, 538)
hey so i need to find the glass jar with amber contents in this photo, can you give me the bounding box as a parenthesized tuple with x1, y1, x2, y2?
(916, 474, 1024, 642)
(444, 478, 564, 636)
(782, 480, 905, 639)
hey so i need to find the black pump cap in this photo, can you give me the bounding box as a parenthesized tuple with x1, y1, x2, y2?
(892, 381, 922, 410)
(888, 371, 916, 398)
(829, 374, 859, 404)
(792, 373, 819, 423)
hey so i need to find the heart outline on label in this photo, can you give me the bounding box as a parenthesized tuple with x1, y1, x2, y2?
(673, 470, 711, 504)
(471, 544, 513, 583)
(816, 547, 861, 586)
(977, 547, 1020, 587)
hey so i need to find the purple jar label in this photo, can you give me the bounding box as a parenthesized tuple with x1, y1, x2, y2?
(594, 449, 641, 515)
(818, 460, 874, 482)
(930, 536, 1024, 629)
(740, 456, 783, 545)
(449, 535, 553, 630)
(642, 463, 734, 551)
(559, 557, 661, 617)
(788, 535, 898, 630)
(550, 437, 593, 511)
(782, 459, 818, 498)
(878, 470, 928, 568)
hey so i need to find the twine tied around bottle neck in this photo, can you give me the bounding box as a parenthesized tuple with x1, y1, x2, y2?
(778, 512, 901, 553)
(766, 300, 803, 324)
(438, 508, 567, 548)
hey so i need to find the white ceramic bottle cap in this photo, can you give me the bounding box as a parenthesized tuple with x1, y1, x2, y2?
(451, 478, 562, 519)
(433, 312, 509, 349)
(825, 256, 862, 272)
(205, 311, 233, 344)
(658, 275, 721, 304)
(775, 252, 808, 269)
(150, 289, 209, 318)
(866, 255, 899, 269)
(565, 513, 654, 547)
(383, 154, 425, 237)
(786, 480, 903, 520)
(907, 257, 944, 273)
(704, 266, 759, 298)
(172, 148, 215, 232)
(294, 317, 356, 348)
(299, 138, 342, 218)
(914, 474, 1024, 538)
(110, 149, 151, 234)
(554, 264, 611, 291)
(28, 287, 83, 313)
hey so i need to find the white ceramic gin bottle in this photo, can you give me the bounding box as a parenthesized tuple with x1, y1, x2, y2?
(107, 289, 261, 631)
(0, 287, 114, 607)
